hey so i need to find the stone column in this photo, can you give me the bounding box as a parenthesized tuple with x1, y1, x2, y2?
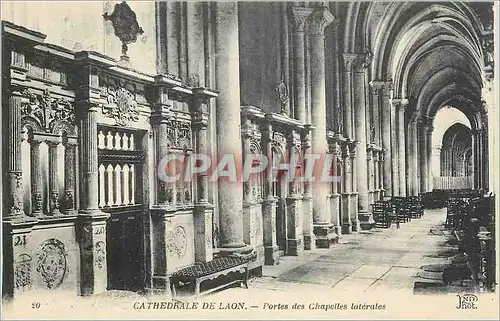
(290, 7, 312, 123)
(330, 141, 342, 236)
(409, 117, 419, 195)
(77, 102, 109, 296)
(214, 2, 250, 254)
(381, 81, 393, 196)
(426, 125, 434, 191)
(353, 54, 374, 230)
(286, 130, 304, 255)
(301, 125, 315, 250)
(379, 150, 385, 198)
(192, 90, 214, 263)
(370, 81, 383, 146)
(349, 141, 360, 231)
(418, 117, 429, 193)
(263, 123, 280, 263)
(186, 2, 205, 86)
(394, 99, 408, 196)
(307, 7, 336, 248)
(432, 145, 442, 179)
(280, 2, 290, 116)
(341, 143, 353, 234)
(373, 150, 380, 200)
(390, 98, 399, 196)
(5, 91, 25, 219)
(47, 140, 62, 216)
(64, 140, 77, 215)
(342, 54, 357, 139)
(367, 147, 374, 205)
(30, 138, 43, 217)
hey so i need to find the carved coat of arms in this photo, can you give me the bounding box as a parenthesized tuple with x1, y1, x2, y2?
(102, 87, 140, 126)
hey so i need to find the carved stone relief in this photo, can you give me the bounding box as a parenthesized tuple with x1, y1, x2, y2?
(35, 238, 68, 289)
(94, 241, 106, 270)
(21, 89, 75, 135)
(166, 225, 188, 259)
(15, 253, 33, 290)
(102, 87, 140, 126)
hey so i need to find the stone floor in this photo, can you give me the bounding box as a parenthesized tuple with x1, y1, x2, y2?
(4, 208, 498, 320)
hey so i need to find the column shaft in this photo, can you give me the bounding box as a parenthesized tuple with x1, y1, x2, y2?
(291, 8, 311, 123)
(30, 140, 43, 216)
(381, 82, 392, 196)
(64, 143, 77, 214)
(307, 7, 335, 248)
(397, 102, 407, 196)
(390, 102, 399, 196)
(6, 92, 24, 218)
(353, 58, 373, 229)
(80, 108, 99, 213)
(214, 2, 247, 252)
(48, 142, 62, 216)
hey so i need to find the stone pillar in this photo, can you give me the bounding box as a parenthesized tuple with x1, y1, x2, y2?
(192, 90, 214, 263)
(280, 2, 290, 116)
(370, 81, 383, 146)
(394, 99, 408, 196)
(367, 147, 374, 205)
(342, 54, 357, 139)
(409, 117, 419, 195)
(214, 2, 250, 254)
(341, 143, 353, 234)
(373, 150, 380, 200)
(390, 98, 399, 196)
(301, 125, 315, 250)
(30, 138, 43, 217)
(381, 81, 393, 196)
(186, 2, 205, 86)
(64, 140, 77, 215)
(426, 125, 434, 191)
(379, 150, 385, 198)
(418, 118, 429, 193)
(47, 140, 62, 216)
(5, 91, 25, 219)
(263, 123, 280, 263)
(349, 141, 360, 231)
(77, 103, 109, 296)
(286, 129, 305, 255)
(353, 54, 374, 230)
(330, 141, 342, 236)
(290, 7, 312, 123)
(307, 7, 336, 248)
(432, 145, 442, 179)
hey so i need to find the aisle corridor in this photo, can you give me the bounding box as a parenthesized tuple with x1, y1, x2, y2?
(213, 208, 448, 297)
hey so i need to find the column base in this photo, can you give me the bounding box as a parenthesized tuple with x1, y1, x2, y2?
(264, 245, 280, 265)
(342, 221, 353, 234)
(218, 243, 254, 256)
(359, 210, 375, 230)
(286, 238, 304, 256)
(334, 225, 342, 237)
(313, 224, 338, 248)
(351, 219, 361, 232)
(303, 234, 316, 251)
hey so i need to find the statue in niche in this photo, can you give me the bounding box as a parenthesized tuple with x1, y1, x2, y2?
(103, 1, 144, 66)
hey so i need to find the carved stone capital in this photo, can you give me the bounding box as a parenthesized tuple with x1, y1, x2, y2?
(353, 52, 372, 73)
(342, 53, 358, 72)
(290, 7, 313, 32)
(369, 81, 384, 95)
(392, 98, 409, 111)
(307, 7, 334, 35)
(382, 81, 394, 97)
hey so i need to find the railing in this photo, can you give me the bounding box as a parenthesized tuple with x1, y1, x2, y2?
(433, 176, 473, 190)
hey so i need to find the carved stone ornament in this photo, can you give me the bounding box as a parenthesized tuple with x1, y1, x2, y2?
(276, 79, 289, 113)
(166, 226, 188, 259)
(15, 253, 33, 290)
(165, 120, 192, 149)
(94, 241, 106, 269)
(102, 87, 140, 126)
(103, 1, 144, 59)
(35, 238, 68, 289)
(21, 89, 75, 134)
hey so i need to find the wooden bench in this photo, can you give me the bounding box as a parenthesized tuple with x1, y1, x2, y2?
(170, 250, 257, 298)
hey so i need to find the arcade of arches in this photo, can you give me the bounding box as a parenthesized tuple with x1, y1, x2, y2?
(1, 1, 497, 298)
